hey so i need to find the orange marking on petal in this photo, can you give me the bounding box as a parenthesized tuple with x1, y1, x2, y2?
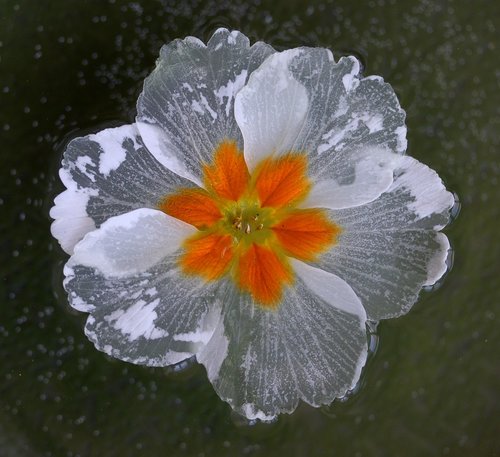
(272, 209, 340, 261)
(254, 153, 310, 208)
(181, 233, 233, 280)
(203, 140, 250, 201)
(159, 188, 222, 229)
(237, 243, 292, 308)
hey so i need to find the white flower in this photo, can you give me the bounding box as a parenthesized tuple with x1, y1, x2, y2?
(50, 29, 454, 420)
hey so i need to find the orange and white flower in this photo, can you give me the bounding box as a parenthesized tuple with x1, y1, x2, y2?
(50, 29, 454, 420)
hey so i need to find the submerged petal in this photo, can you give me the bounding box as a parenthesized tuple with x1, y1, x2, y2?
(198, 264, 367, 419)
(235, 49, 406, 209)
(136, 28, 274, 184)
(50, 124, 193, 254)
(321, 156, 455, 320)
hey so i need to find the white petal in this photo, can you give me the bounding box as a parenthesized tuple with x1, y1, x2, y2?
(424, 232, 451, 286)
(322, 156, 455, 320)
(291, 260, 366, 326)
(389, 157, 456, 229)
(234, 49, 309, 170)
(71, 208, 195, 278)
(65, 223, 219, 367)
(50, 189, 96, 255)
(196, 305, 228, 380)
(135, 122, 202, 185)
(304, 147, 401, 209)
(235, 48, 406, 208)
(66, 269, 220, 367)
(136, 28, 274, 183)
(50, 123, 193, 254)
(198, 278, 367, 419)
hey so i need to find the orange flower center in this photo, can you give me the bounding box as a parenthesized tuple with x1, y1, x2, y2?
(159, 140, 341, 309)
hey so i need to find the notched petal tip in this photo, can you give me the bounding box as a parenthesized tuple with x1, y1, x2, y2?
(338, 55, 361, 92)
(240, 403, 277, 422)
(392, 155, 455, 229)
(208, 28, 251, 49)
(158, 36, 206, 60)
(423, 232, 451, 287)
(160, 28, 255, 59)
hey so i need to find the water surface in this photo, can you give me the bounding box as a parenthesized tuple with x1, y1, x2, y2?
(1, 0, 498, 456)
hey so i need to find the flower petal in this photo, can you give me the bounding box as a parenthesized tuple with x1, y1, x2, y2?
(234, 49, 309, 171)
(272, 209, 341, 261)
(197, 265, 367, 419)
(235, 49, 406, 208)
(253, 153, 310, 208)
(136, 28, 274, 184)
(64, 209, 219, 366)
(203, 140, 249, 201)
(236, 243, 293, 308)
(303, 148, 401, 209)
(320, 156, 455, 320)
(50, 123, 194, 254)
(180, 233, 234, 281)
(71, 208, 195, 278)
(50, 189, 97, 256)
(159, 188, 222, 229)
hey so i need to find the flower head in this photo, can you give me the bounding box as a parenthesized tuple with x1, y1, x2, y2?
(161, 140, 340, 307)
(51, 29, 455, 420)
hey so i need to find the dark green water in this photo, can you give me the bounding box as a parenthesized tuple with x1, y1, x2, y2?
(1, 0, 498, 455)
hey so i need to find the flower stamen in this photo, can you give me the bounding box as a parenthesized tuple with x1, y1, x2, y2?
(161, 141, 339, 308)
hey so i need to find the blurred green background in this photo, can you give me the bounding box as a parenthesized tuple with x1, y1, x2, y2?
(1, 0, 498, 455)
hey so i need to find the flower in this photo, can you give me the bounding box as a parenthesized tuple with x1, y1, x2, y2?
(50, 29, 455, 420)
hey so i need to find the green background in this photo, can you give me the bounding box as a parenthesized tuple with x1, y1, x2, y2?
(1, 0, 498, 455)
